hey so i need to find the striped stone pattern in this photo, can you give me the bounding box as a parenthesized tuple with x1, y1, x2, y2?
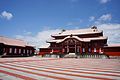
(0, 57, 120, 80)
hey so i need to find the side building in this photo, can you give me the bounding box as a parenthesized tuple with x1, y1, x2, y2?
(0, 36, 35, 57)
(104, 44, 120, 58)
(39, 26, 120, 58)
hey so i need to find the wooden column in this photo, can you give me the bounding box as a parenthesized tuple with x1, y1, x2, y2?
(67, 46, 69, 53)
(6, 47, 9, 54)
(62, 48, 65, 53)
(77, 46, 79, 53)
(88, 48, 91, 53)
(67, 41, 69, 53)
(96, 48, 99, 53)
(75, 44, 76, 53)
(80, 47, 82, 53)
(92, 47, 94, 54)
(4, 47, 8, 55)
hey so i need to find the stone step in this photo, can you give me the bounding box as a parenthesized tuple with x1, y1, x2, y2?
(77, 55, 108, 59)
(64, 53, 77, 58)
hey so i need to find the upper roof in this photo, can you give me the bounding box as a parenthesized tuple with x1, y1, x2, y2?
(0, 36, 27, 47)
(52, 27, 102, 37)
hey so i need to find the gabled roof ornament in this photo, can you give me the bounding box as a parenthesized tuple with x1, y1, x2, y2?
(91, 26, 98, 32)
(59, 29, 66, 34)
(91, 26, 97, 29)
(70, 34, 73, 37)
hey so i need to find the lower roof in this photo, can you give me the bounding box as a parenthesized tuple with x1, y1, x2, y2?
(104, 44, 120, 47)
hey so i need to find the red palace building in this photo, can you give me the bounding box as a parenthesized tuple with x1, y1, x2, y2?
(0, 36, 35, 57)
(39, 26, 120, 58)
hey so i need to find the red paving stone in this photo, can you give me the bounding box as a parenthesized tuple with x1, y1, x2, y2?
(0, 57, 120, 80)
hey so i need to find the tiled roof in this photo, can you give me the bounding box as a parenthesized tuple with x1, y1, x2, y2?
(47, 36, 107, 43)
(0, 36, 27, 47)
(52, 28, 102, 37)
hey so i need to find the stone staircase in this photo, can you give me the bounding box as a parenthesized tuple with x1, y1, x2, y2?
(64, 53, 108, 59)
(77, 54, 108, 59)
(64, 53, 77, 58)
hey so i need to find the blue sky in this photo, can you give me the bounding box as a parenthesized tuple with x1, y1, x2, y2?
(0, 0, 120, 48)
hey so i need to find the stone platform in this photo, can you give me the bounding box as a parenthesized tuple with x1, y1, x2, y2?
(0, 57, 120, 80)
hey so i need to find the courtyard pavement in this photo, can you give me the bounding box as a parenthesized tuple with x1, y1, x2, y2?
(0, 57, 120, 80)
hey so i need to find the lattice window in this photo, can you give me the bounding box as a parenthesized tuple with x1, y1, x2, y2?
(88, 48, 91, 52)
(14, 48, 17, 53)
(19, 49, 21, 53)
(94, 48, 96, 52)
(9, 48, 12, 53)
(82, 48, 85, 52)
(27, 50, 29, 53)
(23, 49, 25, 53)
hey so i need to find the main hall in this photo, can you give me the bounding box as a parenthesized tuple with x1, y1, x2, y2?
(39, 26, 120, 58)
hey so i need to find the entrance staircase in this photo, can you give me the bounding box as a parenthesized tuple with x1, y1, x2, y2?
(64, 53, 77, 58)
(64, 53, 108, 59)
(77, 54, 108, 59)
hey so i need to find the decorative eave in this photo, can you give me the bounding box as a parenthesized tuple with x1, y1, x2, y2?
(47, 36, 107, 43)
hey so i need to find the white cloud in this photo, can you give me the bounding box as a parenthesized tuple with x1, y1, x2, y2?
(70, 0, 78, 2)
(15, 29, 61, 49)
(66, 20, 82, 26)
(0, 11, 13, 20)
(23, 30, 32, 35)
(98, 14, 112, 21)
(89, 16, 95, 21)
(92, 13, 119, 44)
(95, 13, 112, 24)
(100, 0, 110, 4)
(97, 23, 120, 44)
